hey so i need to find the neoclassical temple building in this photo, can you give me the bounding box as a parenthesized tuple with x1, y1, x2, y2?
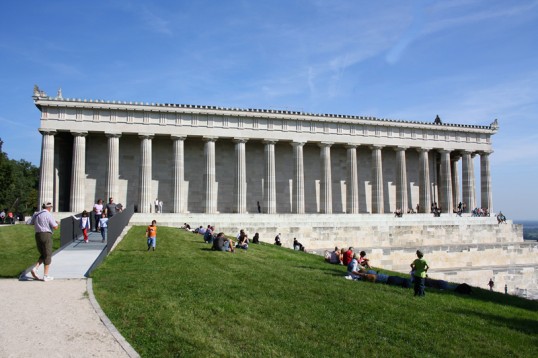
(34, 87, 496, 215)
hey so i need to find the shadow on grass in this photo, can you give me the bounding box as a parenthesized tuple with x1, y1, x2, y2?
(449, 287, 538, 312)
(451, 308, 538, 335)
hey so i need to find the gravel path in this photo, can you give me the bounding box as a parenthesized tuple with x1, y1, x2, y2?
(0, 278, 135, 358)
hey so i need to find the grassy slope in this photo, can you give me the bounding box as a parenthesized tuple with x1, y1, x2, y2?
(0, 225, 61, 277)
(92, 227, 538, 357)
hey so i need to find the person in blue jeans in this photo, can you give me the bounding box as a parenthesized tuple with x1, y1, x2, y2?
(99, 212, 108, 243)
(410, 250, 429, 297)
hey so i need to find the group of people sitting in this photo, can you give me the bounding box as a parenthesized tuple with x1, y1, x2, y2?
(325, 247, 371, 269)
(186, 223, 260, 252)
(472, 207, 490, 217)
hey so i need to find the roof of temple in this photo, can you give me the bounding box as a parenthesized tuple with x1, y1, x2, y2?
(32, 87, 498, 131)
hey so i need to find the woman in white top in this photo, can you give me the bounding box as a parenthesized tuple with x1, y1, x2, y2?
(93, 199, 103, 232)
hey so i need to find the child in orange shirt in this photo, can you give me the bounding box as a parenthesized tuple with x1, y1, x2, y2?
(146, 220, 157, 251)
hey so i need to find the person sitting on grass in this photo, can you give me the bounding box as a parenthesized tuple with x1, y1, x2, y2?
(223, 234, 235, 253)
(325, 246, 341, 264)
(293, 238, 305, 251)
(252, 232, 260, 244)
(274, 233, 282, 246)
(204, 226, 215, 244)
(342, 247, 354, 266)
(212, 232, 225, 251)
(358, 251, 371, 269)
(346, 253, 362, 280)
(182, 223, 192, 231)
(236, 233, 249, 250)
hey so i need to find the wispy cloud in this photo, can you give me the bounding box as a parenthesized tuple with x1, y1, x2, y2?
(424, 0, 538, 35)
(139, 5, 173, 35)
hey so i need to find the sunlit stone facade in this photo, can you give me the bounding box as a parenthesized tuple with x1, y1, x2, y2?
(34, 88, 497, 214)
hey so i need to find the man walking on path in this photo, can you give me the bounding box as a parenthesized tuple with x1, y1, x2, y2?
(29, 202, 58, 281)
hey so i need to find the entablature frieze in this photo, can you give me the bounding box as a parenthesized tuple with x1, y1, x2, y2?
(35, 97, 496, 154)
(35, 97, 497, 135)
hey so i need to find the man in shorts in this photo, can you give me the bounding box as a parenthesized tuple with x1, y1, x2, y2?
(29, 202, 58, 281)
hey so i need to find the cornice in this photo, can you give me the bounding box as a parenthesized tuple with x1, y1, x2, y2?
(33, 95, 497, 134)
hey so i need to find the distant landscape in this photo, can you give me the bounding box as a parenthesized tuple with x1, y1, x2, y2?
(515, 220, 538, 241)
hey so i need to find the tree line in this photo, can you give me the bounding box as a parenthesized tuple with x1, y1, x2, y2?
(0, 137, 39, 215)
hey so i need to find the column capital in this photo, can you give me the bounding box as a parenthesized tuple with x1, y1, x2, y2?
(370, 145, 384, 150)
(318, 141, 333, 148)
(416, 147, 431, 153)
(71, 131, 88, 137)
(461, 150, 474, 155)
(171, 135, 186, 141)
(203, 136, 218, 142)
(233, 137, 249, 144)
(479, 150, 493, 156)
(38, 128, 56, 135)
(263, 139, 278, 145)
(394, 146, 408, 152)
(105, 132, 122, 138)
(438, 149, 452, 154)
(291, 141, 306, 147)
(138, 133, 154, 139)
(344, 144, 358, 150)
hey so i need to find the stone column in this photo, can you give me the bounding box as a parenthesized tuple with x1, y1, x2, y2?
(462, 151, 476, 212)
(439, 150, 453, 213)
(480, 151, 493, 212)
(105, 133, 121, 203)
(418, 148, 431, 213)
(319, 142, 333, 214)
(138, 134, 153, 213)
(292, 141, 305, 214)
(234, 138, 248, 214)
(346, 145, 359, 214)
(203, 137, 218, 214)
(172, 136, 186, 213)
(371, 145, 384, 214)
(38, 129, 56, 209)
(395, 147, 408, 213)
(70, 131, 87, 212)
(451, 155, 461, 208)
(263, 140, 277, 214)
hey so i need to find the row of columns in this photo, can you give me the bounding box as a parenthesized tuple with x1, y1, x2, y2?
(37, 130, 493, 214)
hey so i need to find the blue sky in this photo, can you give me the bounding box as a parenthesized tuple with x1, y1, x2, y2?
(0, 0, 537, 219)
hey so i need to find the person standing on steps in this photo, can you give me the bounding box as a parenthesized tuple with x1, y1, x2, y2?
(29, 202, 58, 281)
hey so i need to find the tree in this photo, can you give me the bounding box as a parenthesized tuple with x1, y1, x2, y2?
(0, 137, 40, 215)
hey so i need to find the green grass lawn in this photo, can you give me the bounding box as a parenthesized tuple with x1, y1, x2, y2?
(92, 227, 538, 357)
(0, 225, 61, 277)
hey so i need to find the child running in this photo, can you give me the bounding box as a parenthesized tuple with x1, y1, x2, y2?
(146, 220, 157, 251)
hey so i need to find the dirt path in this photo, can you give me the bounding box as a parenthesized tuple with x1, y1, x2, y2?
(0, 279, 134, 358)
